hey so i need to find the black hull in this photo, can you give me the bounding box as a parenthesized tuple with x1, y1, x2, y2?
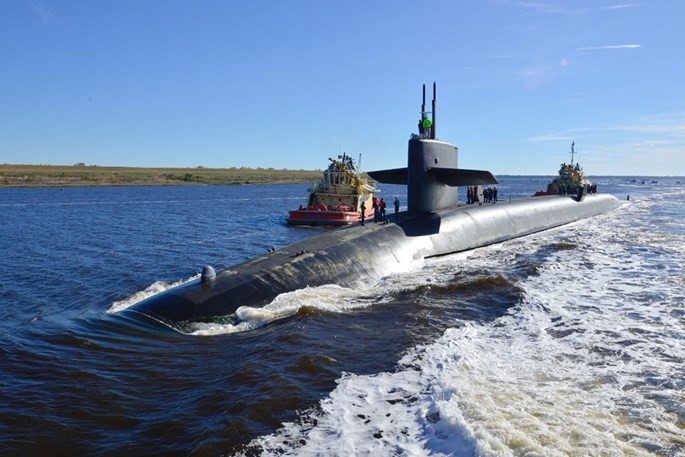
(124, 194, 620, 325)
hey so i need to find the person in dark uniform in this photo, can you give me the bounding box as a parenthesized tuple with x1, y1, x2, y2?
(394, 196, 400, 220)
(360, 201, 366, 226)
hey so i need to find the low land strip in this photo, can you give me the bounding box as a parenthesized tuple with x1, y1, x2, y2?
(0, 165, 323, 187)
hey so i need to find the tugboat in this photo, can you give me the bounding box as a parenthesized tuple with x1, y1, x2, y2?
(286, 153, 378, 226)
(534, 142, 597, 197)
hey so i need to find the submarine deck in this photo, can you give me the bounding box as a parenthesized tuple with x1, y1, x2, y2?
(125, 193, 620, 324)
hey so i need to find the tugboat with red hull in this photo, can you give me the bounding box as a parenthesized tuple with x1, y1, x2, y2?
(286, 153, 377, 226)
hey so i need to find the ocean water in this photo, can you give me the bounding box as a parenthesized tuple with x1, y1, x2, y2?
(1, 177, 683, 456)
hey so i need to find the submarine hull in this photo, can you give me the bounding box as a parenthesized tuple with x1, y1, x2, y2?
(124, 193, 620, 325)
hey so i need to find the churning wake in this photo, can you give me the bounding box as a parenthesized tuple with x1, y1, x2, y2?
(245, 193, 685, 456)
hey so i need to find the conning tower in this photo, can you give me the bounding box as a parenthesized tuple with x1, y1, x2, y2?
(369, 83, 498, 214)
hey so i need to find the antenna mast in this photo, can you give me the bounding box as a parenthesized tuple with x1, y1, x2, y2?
(431, 81, 437, 139)
(570, 141, 576, 165)
(419, 83, 437, 138)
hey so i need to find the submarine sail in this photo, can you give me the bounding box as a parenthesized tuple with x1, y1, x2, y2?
(369, 83, 497, 214)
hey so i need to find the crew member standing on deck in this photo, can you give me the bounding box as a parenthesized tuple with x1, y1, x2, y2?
(394, 196, 400, 220)
(360, 201, 366, 226)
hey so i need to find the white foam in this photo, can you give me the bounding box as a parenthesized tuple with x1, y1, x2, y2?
(186, 250, 428, 336)
(107, 274, 200, 314)
(250, 189, 685, 456)
(249, 367, 476, 457)
(420, 193, 685, 455)
(188, 283, 393, 336)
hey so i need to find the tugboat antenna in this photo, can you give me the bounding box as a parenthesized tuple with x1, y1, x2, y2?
(570, 141, 576, 165)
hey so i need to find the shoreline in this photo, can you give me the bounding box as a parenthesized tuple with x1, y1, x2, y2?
(2, 165, 681, 189)
(0, 164, 323, 188)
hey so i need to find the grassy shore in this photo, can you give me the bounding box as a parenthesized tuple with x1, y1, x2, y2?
(0, 164, 324, 187)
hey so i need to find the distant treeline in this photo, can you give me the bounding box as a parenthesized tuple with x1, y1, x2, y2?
(0, 164, 324, 187)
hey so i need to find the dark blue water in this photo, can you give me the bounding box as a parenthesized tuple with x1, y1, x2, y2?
(1, 177, 683, 456)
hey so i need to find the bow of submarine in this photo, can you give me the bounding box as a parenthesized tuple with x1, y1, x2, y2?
(122, 221, 416, 324)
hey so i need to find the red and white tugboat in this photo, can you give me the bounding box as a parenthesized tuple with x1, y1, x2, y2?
(287, 153, 378, 226)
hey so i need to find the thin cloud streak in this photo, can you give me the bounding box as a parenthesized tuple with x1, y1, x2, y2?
(527, 114, 685, 175)
(31, 2, 56, 24)
(601, 4, 638, 10)
(528, 112, 685, 143)
(585, 142, 684, 175)
(492, 1, 577, 14)
(493, 1, 638, 15)
(578, 44, 642, 50)
(479, 54, 528, 60)
(503, 136, 683, 175)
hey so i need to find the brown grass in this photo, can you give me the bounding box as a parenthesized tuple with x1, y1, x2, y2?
(0, 164, 324, 187)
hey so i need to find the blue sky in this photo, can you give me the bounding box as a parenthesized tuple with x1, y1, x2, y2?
(2, 1, 684, 175)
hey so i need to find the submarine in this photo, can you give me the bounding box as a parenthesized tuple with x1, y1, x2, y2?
(123, 83, 621, 326)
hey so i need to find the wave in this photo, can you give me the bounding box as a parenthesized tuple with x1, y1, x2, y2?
(187, 284, 390, 336)
(107, 274, 200, 314)
(244, 189, 685, 456)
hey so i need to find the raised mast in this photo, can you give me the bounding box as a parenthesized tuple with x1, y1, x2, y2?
(431, 81, 436, 139)
(421, 84, 427, 124)
(570, 141, 576, 165)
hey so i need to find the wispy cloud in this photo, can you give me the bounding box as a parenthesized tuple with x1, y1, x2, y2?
(515, 65, 550, 77)
(527, 113, 685, 174)
(508, 1, 567, 14)
(528, 112, 685, 143)
(32, 2, 56, 24)
(479, 54, 528, 60)
(578, 44, 642, 50)
(492, 1, 572, 14)
(600, 4, 638, 10)
(493, 1, 638, 15)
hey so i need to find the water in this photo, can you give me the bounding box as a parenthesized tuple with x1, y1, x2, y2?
(1, 177, 683, 456)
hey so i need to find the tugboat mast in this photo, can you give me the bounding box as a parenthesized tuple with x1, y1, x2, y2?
(570, 141, 576, 165)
